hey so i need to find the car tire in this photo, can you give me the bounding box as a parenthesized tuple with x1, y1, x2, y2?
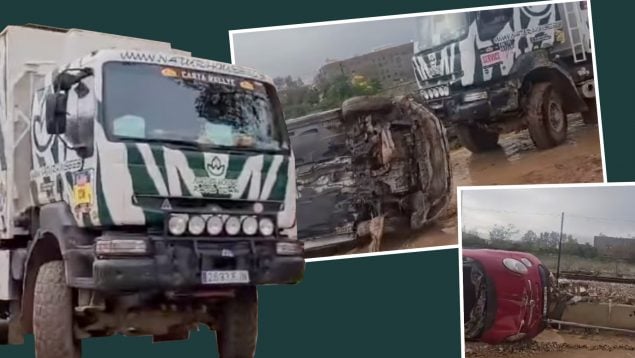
(216, 287, 258, 358)
(456, 124, 500, 153)
(33, 261, 81, 358)
(341, 95, 393, 120)
(526, 82, 568, 149)
(582, 98, 598, 124)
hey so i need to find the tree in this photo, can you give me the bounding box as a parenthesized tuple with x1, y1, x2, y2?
(489, 224, 518, 242)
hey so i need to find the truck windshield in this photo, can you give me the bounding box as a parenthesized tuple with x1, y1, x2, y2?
(415, 13, 470, 52)
(102, 62, 287, 152)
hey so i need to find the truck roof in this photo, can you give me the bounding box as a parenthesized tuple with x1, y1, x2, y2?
(0, 25, 273, 84)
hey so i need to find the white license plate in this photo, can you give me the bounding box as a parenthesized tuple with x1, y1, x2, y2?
(201, 270, 250, 284)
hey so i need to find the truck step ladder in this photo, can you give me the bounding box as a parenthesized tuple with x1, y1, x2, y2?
(564, 2, 587, 63)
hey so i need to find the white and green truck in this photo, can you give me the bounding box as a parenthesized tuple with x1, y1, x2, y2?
(0, 24, 304, 358)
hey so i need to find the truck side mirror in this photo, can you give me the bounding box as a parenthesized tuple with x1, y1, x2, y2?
(45, 92, 67, 134)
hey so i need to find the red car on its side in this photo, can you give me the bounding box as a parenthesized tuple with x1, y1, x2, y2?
(463, 249, 552, 344)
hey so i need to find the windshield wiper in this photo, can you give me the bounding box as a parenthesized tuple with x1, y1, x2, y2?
(208, 145, 288, 155)
(121, 137, 203, 150)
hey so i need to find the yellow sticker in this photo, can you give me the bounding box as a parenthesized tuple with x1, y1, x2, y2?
(73, 184, 92, 205)
(161, 67, 178, 77)
(240, 81, 255, 90)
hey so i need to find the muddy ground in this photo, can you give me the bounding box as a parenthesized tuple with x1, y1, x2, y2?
(466, 329, 635, 358)
(340, 116, 602, 255)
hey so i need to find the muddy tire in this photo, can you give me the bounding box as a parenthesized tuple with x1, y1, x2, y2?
(341, 95, 393, 120)
(582, 99, 598, 124)
(216, 287, 258, 358)
(456, 125, 500, 153)
(33, 261, 80, 358)
(526, 82, 568, 149)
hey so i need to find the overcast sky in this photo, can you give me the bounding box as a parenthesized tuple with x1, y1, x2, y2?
(462, 186, 635, 244)
(231, 17, 418, 83)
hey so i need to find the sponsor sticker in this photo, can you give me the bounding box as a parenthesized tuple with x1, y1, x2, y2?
(161, 67, 178, 77)
(161, 66, 237, 86)
(240, 81, 255, 91)
(480, 50, 503, 67)
(193, 177, 239, 196)
(73, 170, 94, 214)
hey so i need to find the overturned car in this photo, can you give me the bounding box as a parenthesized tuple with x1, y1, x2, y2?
(463, 249, 553, 344)
(288, 96, 452, 254)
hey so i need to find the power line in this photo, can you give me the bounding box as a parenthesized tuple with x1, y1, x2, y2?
(461, 206, 561, 217)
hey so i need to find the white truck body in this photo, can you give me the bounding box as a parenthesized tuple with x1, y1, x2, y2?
(0, 25, 188, 299)
(0, 25, 189, 240)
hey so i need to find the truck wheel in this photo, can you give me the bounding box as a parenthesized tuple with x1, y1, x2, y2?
(526, 82, 568, 149)
(455, 125, 500, 153)
(33, 261, 81, 358)
(582, 99, 598, 124)
(341, 95, 393, 120)
(216, 287, 258, 358)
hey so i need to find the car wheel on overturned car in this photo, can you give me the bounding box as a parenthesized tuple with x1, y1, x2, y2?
(526, 82, 568, 149)
(455, 124, 500, 153)
(341, 95, 393, 120)
(33, 261, 81, 358)
(216, 286, 258, 358)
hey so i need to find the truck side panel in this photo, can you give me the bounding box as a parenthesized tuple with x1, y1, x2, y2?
(0, 34, 9, 239)
(0, 251, 13, 300)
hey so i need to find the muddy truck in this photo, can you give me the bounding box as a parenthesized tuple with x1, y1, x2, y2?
(0, 25, 304, 358)
(413, 2, 596, 153)
(288, 96, 451, 254)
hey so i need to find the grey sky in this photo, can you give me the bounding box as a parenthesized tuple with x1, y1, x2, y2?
(231, 17, 418, 83)
(461, 186, 635, 244)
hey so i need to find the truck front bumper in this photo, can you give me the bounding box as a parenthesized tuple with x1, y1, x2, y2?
(91, 236, 305, 292)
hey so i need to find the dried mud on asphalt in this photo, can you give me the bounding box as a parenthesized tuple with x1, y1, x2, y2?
(466, 329, 635, 358)
(343, 117, 602, 255)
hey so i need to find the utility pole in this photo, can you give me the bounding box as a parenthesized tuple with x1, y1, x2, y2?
(555, 212, 565, 284)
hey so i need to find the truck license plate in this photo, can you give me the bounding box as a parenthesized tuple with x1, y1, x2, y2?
(201, 270, 250, 284)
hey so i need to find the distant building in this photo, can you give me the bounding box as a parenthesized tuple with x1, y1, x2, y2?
(314, 42, 415, 91)
(593, 235, 635, 259)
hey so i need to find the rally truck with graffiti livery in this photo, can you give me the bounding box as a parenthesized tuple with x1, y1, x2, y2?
(0, 25, 304, 358)
(413, 2, 596, 153)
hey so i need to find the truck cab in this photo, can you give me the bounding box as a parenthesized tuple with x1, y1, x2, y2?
(0, 25, 303, 358)
(413, 2, 596, 152)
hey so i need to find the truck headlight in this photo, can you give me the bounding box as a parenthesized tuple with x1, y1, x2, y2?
(225, 216, 241, 236)
(242, 216, 258, 236)
(207, 215, 224, 235)
(188, 215, 205, 235)
(96, 239, 148, 256)
(259, 217, 275, 236)
(168, 215, 188, 236)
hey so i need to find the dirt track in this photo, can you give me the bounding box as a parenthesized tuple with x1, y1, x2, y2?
(452, 116, 603, 187)
(466, 329, 635, 358)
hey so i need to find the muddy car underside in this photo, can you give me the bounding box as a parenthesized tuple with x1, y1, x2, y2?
(289, 96, 452, 253)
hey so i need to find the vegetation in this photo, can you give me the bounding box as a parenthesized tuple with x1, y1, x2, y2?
(462, 225, 600, 259)
(273, 74, 383, 119)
